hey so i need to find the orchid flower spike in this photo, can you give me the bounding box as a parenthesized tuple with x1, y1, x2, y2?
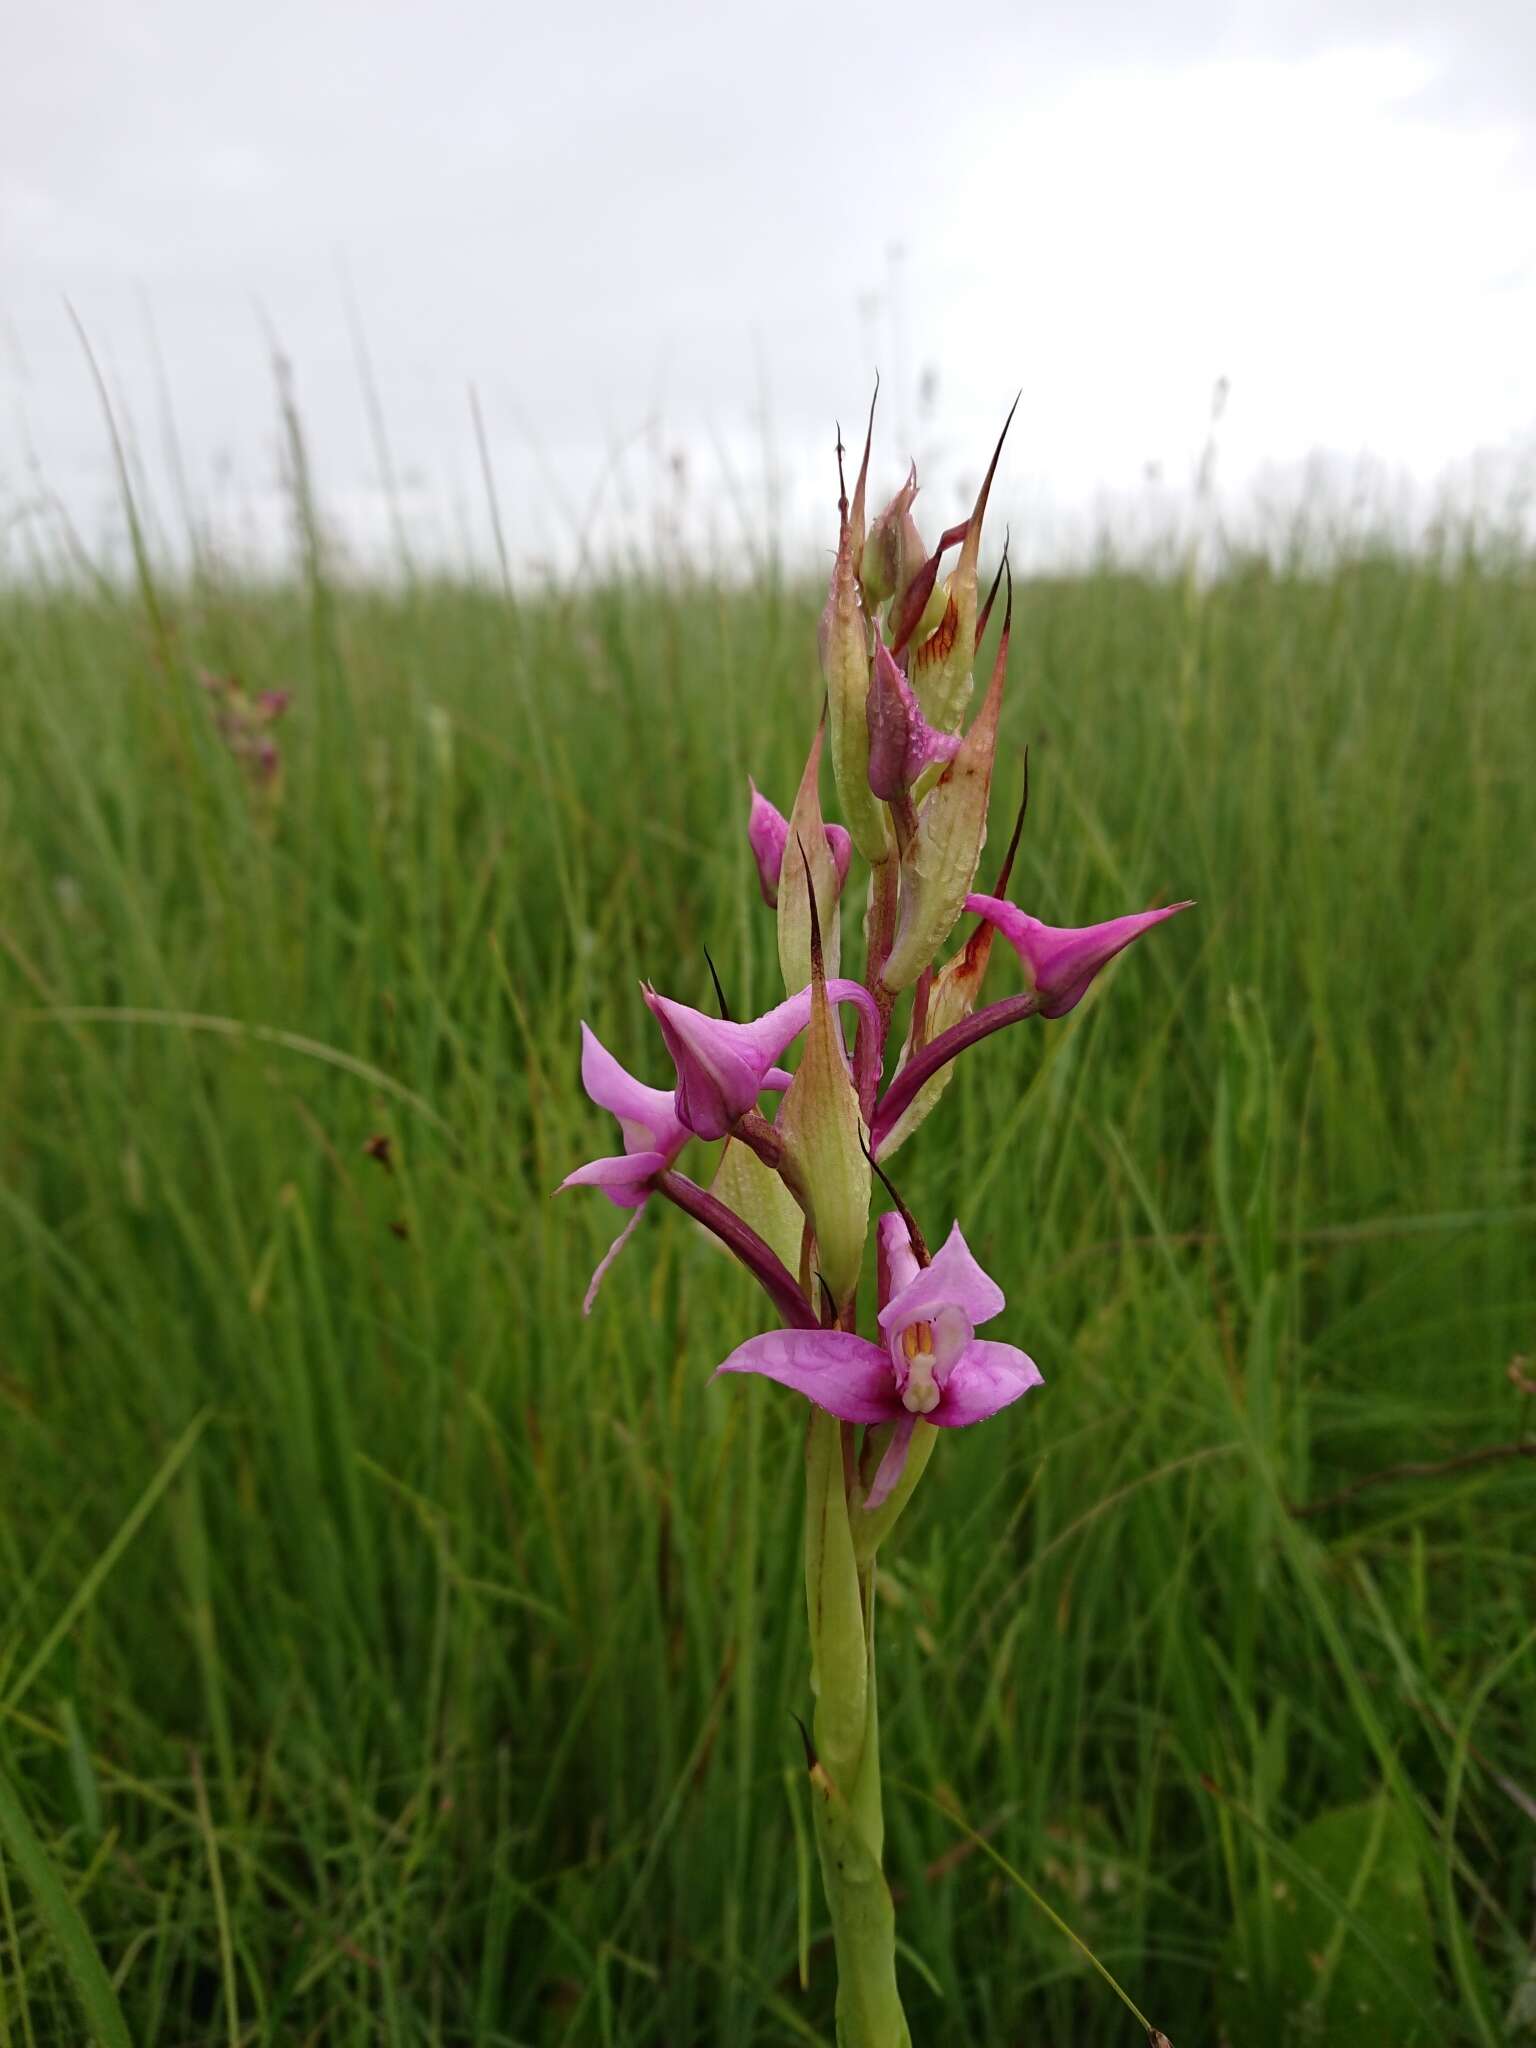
(964, 894, 1195, 1018)
(645, 978, 880, 1141)
(557, 1024, 695, 1313)
(714, 1212, 1041, 1508)
(746, 778, 852, 908)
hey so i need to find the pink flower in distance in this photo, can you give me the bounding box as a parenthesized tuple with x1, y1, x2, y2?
(714, 1212, 1041, 1507)
(746, 779, 853, 908)
(964, 893, 1194, 1018)
(644, 978, 880, 1141)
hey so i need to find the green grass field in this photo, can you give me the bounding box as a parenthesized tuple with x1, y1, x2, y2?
(1, 497, 1533, 2043)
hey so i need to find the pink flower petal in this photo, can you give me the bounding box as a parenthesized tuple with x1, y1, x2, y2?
(876, 1211, 922, 1306)
(557, 1149, 668, 1210)
(878, 1221, 1005, 1337)
(582, 1209, 645, 1315)
(932, 1340, 1043, 1426)
(713, 1329, 900, 1424)
(965, 895, 1194, 1019)
(645, 990, 769, 1139)
(747, 779, 790, 906)
(867, 640, 961, 799)
(863, 1414, 917, 1510)
(826, 824, 853, 894)
(579, 1023, 682, 1154)
(646, 979, 884, 1140)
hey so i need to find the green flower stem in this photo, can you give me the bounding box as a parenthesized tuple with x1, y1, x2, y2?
(808, 1746, 912, 2048)
(804, 1410, 911, 2046)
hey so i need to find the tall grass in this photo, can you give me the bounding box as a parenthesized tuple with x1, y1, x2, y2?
(1, 480, 1533, 2043)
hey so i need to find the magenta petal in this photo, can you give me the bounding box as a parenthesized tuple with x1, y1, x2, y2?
(965, 894, 1194, 1018)
(876, 1210, 922, 1306)
(558, 1149, 667, 1210)
(713, 1330, 899, 1424)
(740, 980, 882, 1065)
(863, 1414, 917, 1510)
(879, 1221, 1005, 1336)
(582, 1209, 645, 1314)
(747, 779, 790, 906)
(645, 990, 778, 1140)
(868, 640, 962, 798)
(932, 1340, 1043, 1426)
(748, 780, 850, 905)
(826, 823, 853, 894)
(646, 979, 883, 1140)
(579, 1023, 683, 1154)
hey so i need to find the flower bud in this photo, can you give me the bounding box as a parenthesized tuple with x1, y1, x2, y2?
(748, 776, 853, 914)
(746, 780, 789, 906)
(860, 466, 949, 640)
(866, 640, 961, 802)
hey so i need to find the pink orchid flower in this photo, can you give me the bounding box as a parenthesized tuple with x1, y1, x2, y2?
(714, 1212, 1041, 1508)
(557, 1024, 693, 1313)
(644, 979, 880, 1141)
(558, 1023, 796, 1314)
(746, 779, 853, 907)
(964, 893, 1194, 1018)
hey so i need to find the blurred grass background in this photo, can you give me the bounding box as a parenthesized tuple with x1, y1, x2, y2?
(1, 447, 1534, 2045)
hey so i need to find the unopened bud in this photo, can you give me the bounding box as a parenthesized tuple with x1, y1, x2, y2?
(747, 776, 852, 915)
(746, 780, 789, 906)
(861, 465, 947, 637)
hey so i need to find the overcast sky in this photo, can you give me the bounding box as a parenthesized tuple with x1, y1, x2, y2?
(4, 0, 1535, 576)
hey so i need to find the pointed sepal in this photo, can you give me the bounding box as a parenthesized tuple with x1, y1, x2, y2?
(909, 395, 1017, 733)
(818, 409, 892, 865)
(861, 464, 949, 644)
(778, 717, 845, 991)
